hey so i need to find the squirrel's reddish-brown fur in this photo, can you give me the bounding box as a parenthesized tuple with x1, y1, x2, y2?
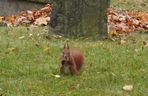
(60, 41, 84, 75)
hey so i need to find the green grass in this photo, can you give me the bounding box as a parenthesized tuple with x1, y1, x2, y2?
(0, 27, 148, 96)
(0, 0, 148, 95)
(111, 0, 148, 11)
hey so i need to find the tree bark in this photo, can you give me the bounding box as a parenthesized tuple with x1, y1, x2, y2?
(49, 0, 110, 38)
(97, 0, 110, 39)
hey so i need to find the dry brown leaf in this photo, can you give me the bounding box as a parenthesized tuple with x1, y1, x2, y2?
(119, 39, 126, 45)
(34, 17, 50, 26)
(8, 47, 19, 53)
(1, 5, 148, 34)
(143, 41, 148, 48)
(0, 16, 4, 22)
(28, 83, 32, 93)
(108, 8, 148, 34)
(1, 4, 52, 26)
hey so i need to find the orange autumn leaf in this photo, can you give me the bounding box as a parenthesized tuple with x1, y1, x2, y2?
(1, 4, 52, 26)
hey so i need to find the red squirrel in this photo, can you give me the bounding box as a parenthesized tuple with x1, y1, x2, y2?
(60, 41, 84, 75)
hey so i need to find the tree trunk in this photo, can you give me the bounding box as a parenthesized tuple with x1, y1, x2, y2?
(49, 0, 110, 38)
(97, 0, 110, 39)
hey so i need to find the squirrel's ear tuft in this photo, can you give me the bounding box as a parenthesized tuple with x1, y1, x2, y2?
(63, 39, 69, 49)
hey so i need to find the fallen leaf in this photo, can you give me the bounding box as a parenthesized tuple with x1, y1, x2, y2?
(1, 4, 52, 27)
(53, 35, 62, 39)
(8, 47, 19, 52)
(6, 47, 19, 54)
(108, 28, 118, 37)
(143, 41, 148, 48)
(70, 84, 80, 90)
(28, 83, 32, 93)
(0, 16, 4, 22)
(119, 39, 126, 45)
(19, 36, 25, 39)
(44, 33, 51, 40)
(51, 74, 61, 78)
(34, 17, 50, 26)
(35, 43, 40, 48)
(122, 85, 133, 91)
(108, 8, 148, 34)
(43, 47, 50, 52)
(29, 34, 33, 37)
(28, 25, 38, 31)
(14, 16, 27, 26)
(134, 49, 139, 53)
(55, 75, 61, 78)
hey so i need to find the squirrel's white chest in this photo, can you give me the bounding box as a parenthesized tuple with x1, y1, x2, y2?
(64, 64, 70, 74)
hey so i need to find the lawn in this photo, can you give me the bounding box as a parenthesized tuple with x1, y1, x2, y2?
(111, 0, 148, 11)
(0, 26, 148, 96)
(0, 0, 148, 96)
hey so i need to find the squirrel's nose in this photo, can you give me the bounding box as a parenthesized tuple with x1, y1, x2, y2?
(63, 55, 70, 60)
(64, 55, 68, 59)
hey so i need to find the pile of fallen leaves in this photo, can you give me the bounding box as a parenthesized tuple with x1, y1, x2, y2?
(108, 8, 148, 34)
(0, 4, 52, 26)
(0, 4, 148, 34)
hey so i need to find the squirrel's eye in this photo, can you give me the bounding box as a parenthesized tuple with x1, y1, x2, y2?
(62, 51, 65, 54)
